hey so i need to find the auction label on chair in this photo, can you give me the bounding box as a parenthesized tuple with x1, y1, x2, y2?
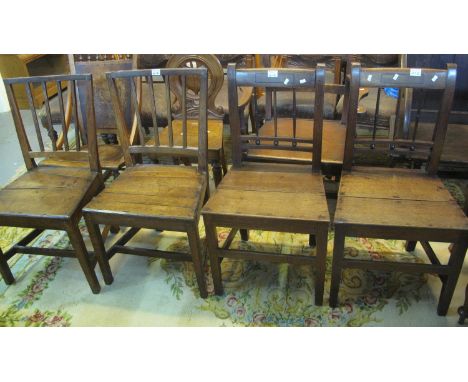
(152, 69, 161, 76)
(410, 68, 422, 77)
(267, 70, 278, 78)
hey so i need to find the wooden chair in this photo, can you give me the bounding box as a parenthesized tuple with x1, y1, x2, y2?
(82, 67, 210, 297)
(329, 63, 468, 315)
(457, 184, 468, 324)
(40, 54, 138, 179)
(0, 73, 106, 293)
(251, 57, 368, 177)
(202, 64, 330, 305)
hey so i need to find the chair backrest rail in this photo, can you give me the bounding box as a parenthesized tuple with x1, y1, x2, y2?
(343, 63, 457, 174)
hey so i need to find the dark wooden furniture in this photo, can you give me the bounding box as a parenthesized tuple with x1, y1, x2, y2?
(82, 67, 210, 297)
(40, 55, 136, 177)
(458, 184, 468, 324)
(0, 73, 106, 293)
(250, 57, 369, 176)
(329, 63, 468, 315)
(202, 64, 330, 305)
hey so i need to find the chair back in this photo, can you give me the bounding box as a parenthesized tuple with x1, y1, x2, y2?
(228, 63, 326, 172)
(343, 63, 456, 175)
(70, 54, 134, 136)
(106, 67, 209, 175)
(3, 73, 99, 172)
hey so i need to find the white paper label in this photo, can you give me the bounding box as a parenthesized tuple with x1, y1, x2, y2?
(299, 78, 306, 84)
(283, 78, 290, 85)
(367, 74, 372, 82)
(410, 68, 422, 77)
(393, 74, 399, 80)
(432, 75, 438, 82)
(152, 69, 161, 76)
(267, 70, 278, 78)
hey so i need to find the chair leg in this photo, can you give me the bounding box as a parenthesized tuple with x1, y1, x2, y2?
(329, 226, 346, 308)
(0, 247, 15, 285)
(110, 226, 120, 234)
(187, 223, 208, 298)
(212, 160, 223, 187)
(314, 228, 328, 306)
(437, 240, 468, 316)
(204, 216, 223, 295)
(240, 229, 249, 241)
(66, 222, 101, 294)
(405, 241, 417, 252)
(309, 234, 317, 247)
(220, 147, 228, 175)
(85, 219, 114, 285)
(458, 283, 468, 325)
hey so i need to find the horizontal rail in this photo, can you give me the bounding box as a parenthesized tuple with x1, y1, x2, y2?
(218, 248, 316, 265)
(3, 73, 91, 84)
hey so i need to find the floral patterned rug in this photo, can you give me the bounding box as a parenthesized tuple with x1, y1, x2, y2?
(1, 217, 467, 326)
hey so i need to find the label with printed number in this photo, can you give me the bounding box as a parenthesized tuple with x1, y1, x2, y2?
(267, 70, 278, 78)
(152, 69, 161, 76)
(410, 68, 422, 77)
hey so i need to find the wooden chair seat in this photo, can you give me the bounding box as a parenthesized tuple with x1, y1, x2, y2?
(334, 167, 468, 231)
(249, 118, 345, 165)
(0, 166, 100, 224)
(84, 165, 205, 222)
(203, 162, 329, 224)
(40, 144, 124, 171)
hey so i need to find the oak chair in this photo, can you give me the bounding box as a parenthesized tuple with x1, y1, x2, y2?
(251, 56, 369, 177)
(202, 64, 330, 305)
(82, 67, 210, 297)
(0, 74, 106, 293)
(40, 54, 138, 179)
(330, 63, 468, 315)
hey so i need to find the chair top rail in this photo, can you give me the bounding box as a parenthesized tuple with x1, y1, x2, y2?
(359, 67, 449, 89)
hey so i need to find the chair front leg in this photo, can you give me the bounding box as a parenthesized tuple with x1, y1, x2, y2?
(85, 218, 114, 285)
(314, 227, 328, 306)
(437, 239, 468, 316)
(187, 223, 208, 298)
(0, 247, 15, 285)
(212, 159, 223, 187)
(329, 225, 346, 308)
(204, 216, 223, 295)
(66, 222, 101, 294)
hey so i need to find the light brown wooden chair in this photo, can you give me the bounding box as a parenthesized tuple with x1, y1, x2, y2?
(0, 73, 107, 293)
(202, 64, 330, 305)
(82, 67, 210, 297)
(330, 63, 468, 315)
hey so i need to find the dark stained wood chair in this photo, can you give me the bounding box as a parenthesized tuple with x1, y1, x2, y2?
(457, 184, 468, 324)
(40, 54, 137, 179)
(329, 63, 468, 315)
(250, 57, 369, 177)
(0, 73, 106, 293)
(82, 67, 210, 297)
(202, 64, 330, 305)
